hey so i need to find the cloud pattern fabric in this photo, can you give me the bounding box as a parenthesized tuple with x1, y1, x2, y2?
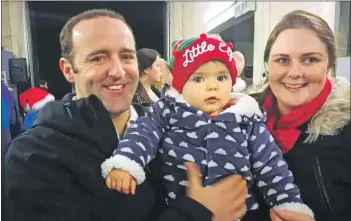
(109, 96, 303, 210)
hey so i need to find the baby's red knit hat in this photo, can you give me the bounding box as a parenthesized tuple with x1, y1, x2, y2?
(170, 33, 238, 93)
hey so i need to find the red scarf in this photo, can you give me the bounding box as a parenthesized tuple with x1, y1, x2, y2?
(263, 79, 332, 153)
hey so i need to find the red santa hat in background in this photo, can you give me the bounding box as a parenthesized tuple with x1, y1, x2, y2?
(19, 87, 55, 112)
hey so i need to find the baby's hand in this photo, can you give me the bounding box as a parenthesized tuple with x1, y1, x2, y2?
(105, 169, 137, 195)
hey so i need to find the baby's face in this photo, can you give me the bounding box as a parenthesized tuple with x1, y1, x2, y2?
(182, 61, 232, 116)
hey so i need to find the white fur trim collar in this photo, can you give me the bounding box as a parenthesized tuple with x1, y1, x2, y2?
(164, 88, 263, 118)
(274, 202, 314, 218)
(232, 78, 246, 93)
(305, 77, 350, 143)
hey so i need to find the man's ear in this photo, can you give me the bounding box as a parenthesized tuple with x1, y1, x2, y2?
(59, 58, 75, 84)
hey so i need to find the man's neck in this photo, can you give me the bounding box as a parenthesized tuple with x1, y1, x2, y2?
(76, 92, 131, 137)
(75, 91, 82, 100)
(111, 108, 130, 138)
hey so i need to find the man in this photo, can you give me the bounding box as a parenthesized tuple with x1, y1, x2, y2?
(4, 9, 247, 221)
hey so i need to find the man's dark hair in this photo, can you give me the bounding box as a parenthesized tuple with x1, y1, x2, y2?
(59, 9, 134, 64)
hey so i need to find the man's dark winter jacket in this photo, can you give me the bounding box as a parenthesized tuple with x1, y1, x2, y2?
(4, 94, 212, 221)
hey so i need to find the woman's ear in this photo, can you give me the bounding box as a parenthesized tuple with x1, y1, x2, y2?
(144, 67, 150, 74)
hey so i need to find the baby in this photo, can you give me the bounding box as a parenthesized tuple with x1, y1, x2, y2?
(101, 33, 314, 218)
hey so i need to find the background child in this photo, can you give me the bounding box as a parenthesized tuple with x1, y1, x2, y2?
(101, 33, 314, 218)
(19, 87, 55, 129)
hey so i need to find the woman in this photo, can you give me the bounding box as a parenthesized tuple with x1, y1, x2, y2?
(133, 48, 162, 106)
(154, 58, 170, 91)
(159, 58, 176, 97)
(246, 10, 351, 221)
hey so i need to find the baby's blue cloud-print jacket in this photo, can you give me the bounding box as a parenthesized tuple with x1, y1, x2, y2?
(102, 90, 314, 217)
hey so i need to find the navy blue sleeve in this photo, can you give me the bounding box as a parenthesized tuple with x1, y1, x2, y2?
(247, 121, 304, 207)
(101, 100, 170, 184)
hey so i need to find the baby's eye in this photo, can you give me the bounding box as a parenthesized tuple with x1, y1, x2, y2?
(192, 76, 204, 83)
(217, 75, 228, 81)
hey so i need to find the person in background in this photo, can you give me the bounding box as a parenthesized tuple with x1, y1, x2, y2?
(154, 59, 167, 92)
(1, 82, 24, 167)
(247, 10, 351, 221)
(154, 77, 164, 91)
(160, 58, 173, 85)
(1, 47, 14, 85)
(153, 58, 167, 91)
(133, 48, 162, 106)
(159, 58, 174, 97)
(19, 87, 55, 129)
(4, 9, 248, 221)
(39, 80, 49, 91)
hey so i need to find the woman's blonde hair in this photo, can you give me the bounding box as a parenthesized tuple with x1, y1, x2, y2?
(154, 58, 172, 90)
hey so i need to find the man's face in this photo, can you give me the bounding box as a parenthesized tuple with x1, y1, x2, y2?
(60, 17, 139, 117)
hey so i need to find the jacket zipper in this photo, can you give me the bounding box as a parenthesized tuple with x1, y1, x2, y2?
(315, 156, 333, 213)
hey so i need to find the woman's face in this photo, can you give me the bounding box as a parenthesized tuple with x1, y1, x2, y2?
(161, 61, 173, 85)
(144, 56, 162, 84)
(267, 28, 330, 114)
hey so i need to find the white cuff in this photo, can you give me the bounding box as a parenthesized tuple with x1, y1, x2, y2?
(101, 154, 146, 185)
(274, 202, 314, 218)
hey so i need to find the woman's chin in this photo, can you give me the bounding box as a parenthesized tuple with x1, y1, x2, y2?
(278, 91, 310, 109)
(282, 97, 309, 109)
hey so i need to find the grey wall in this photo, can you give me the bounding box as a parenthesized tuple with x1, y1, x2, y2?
(220, 16, 254, 66)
